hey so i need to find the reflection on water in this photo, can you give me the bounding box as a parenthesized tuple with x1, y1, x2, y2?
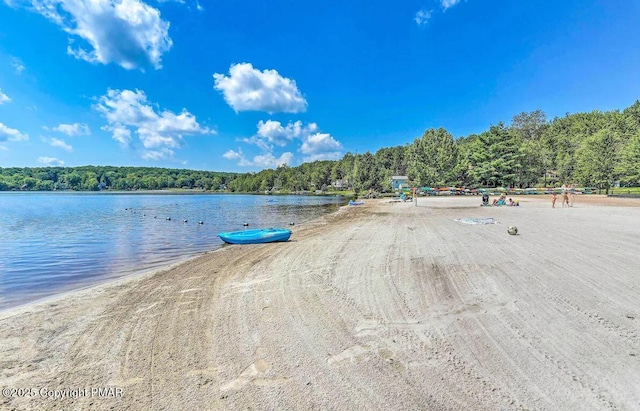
(0, 193, 346, 310)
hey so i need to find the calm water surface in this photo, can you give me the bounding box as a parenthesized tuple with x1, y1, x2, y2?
(0, 193, 346, 310)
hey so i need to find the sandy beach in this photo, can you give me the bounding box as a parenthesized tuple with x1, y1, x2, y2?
(1, 195, 640, 410)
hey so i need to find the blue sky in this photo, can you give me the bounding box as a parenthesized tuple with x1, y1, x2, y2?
(1, 0, 639, 172)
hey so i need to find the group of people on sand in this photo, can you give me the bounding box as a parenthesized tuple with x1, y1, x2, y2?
(480, 185, 577, 209)
(494, 194, 519, 206)
(481, 193, 519, 207)
(552, 184, 577, 208)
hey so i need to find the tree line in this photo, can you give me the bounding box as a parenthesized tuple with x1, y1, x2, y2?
(2, 101, 639, 193)
(227, 100, 640, 194)
(0, 166, 237, 192)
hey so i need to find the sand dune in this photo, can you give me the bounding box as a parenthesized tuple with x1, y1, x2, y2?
(1, 195, 639, 410)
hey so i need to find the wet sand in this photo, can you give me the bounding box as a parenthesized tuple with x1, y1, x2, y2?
(1, 195, 639, 410)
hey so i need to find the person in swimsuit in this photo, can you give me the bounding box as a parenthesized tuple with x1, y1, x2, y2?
(569, 184, 576, 207)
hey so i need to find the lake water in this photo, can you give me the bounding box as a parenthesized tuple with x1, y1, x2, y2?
(0, 193, 347, 310)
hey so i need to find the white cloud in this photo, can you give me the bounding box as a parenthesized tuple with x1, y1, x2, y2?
(256, 120, 316, 146)
(38, 156, 65, 166)
(0, 145, 7, 151)
(11, 0, 172, 70)
(223, 148, 243, 160)
(213, 63, 307, 114)
(300, 132, 341, 154)
(43, 137, 73, 151)
(0, 122, 29, 142)
(222, 148, 253, 167)
(141, 148, 174, 160)
(95, 88, 213, 157)
(300, 132, 342, 162)
(257, 119, 297, 145)
(241, 120, 318, 150)
(441, 0, 461, 10)
(53, 122, 90, 136)
(156, 0, 203, 11)
(11, 58, 25, 74)
(230, 120, 342, 166)
(303, 152, 342, 162)
(222, 148, 291, 168)
(252, 152, 294, 168)
(0, 89, 10, 104)
(239, 135, 271, 152)
(103, 124, 132, 147)
(242, 120, 320, 151)
(414, 9, 432, 26)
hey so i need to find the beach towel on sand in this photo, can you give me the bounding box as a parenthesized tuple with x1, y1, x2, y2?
(454, 218, 498, 225)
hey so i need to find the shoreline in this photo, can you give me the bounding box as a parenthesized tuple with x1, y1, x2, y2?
(0, 193, 349, 313)
(0, 252, 206, 319)
(0, 190, 352, 196)
(2, 196, 639, 410)
(0, 200, 349, 318)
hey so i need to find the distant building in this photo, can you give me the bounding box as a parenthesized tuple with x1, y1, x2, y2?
(391, 176, 409, 190)
(331, 179, 350, 189)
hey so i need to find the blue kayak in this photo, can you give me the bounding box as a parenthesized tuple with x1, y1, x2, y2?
(218, 228, 292, 244)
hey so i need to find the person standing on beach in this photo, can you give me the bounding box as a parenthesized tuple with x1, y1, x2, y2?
(569, 184, 576, 207)
(562, 189, 569, 208)
(552, 192, 557, 208)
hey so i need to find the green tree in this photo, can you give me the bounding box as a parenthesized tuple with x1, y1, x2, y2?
(575, 128, 619, 193)
(511, 110, 550, 186)
(459, 134, 486, 186)
(616, 132, 640, 186)
(407, 128, 458, 187)
(82, 171, 99, 190)
(510, 110, 548, 141)
(352, 152, 381, 194)
(64, 172, 82, 190)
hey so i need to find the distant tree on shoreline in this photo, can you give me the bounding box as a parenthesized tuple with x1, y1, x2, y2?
(2, 101, 640, 193)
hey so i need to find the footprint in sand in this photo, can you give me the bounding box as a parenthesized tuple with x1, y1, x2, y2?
(220, 359, 272, 391)
(261, 306, 273, 320)
(180, 288, 203, 293)
(135, 302, 159, 313)
(327, 345, 371, 366)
